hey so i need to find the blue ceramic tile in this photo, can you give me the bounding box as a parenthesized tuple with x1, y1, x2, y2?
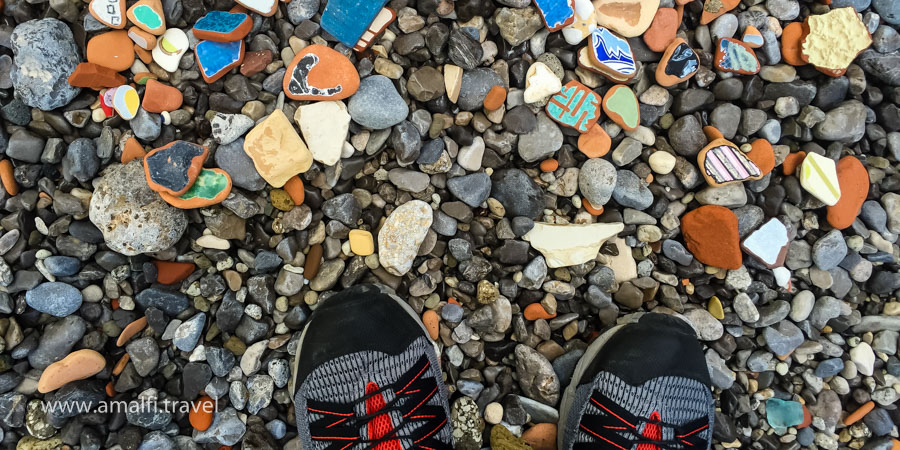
(321, 0, 389, 47)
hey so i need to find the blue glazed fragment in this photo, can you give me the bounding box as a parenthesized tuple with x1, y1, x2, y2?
(195, 40, 244, 82)
(321, 0, 389, 47)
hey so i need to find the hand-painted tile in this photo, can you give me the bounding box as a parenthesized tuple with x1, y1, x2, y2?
(354, 8, 396, 52)
(715, 37, 760, 75)
(195, 40, 245, 83)
(698, 142, 762, 186)
(562, 0, 597, 45)
(800, 152, 842, 206)
(588, 27, 636, 81)
(143, 141, 209, 196)
(283, 45, 360, 101)
(193, 11, 253, 42)
(159, 168, 233, 209)
(126, 0, 166, 36)
(152, 28, 189, 73)
(656, 38, 699, 87)
(741, 218, 790, 268)
(112, 85, 140, 120)
(321, 0, 390, 47)
(742, 25, 764, 49)
(534, 0, 576, 32)
(546, 80, 602, 133)
(89, 0, 126, 29)
(601, 84, 639, 131)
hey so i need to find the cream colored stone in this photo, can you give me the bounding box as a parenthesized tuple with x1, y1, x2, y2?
(444, 64, 463, 103)
(648, 151, 676, 174)
(524, 62, 562, 104)
(523, 222, 625, 268)
(295, 101, 350, 166)
(801, 7, 872, 72)
(244, 109, 313, 187)
(592, 0, 660, 37)
(378, 200, 433, 276)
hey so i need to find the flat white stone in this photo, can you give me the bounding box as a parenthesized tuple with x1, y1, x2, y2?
(741, 218, 789, 268)
(523, 222, 625, 268)
(152, 28, 188, 73)
(773, 266, 791, 289)
(378, 200, 434, 276)
(524, 62, 562, 104)
(444, 64, 463, 103)
(457, 136, 485, 171)
(800, 152, 841, 206)
(850, 342, 875, 376)
(295, 101, 350, 166)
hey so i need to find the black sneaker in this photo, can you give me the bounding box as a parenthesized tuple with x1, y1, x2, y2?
(558, 313, 715, 450)
(292, 284, 452, 450)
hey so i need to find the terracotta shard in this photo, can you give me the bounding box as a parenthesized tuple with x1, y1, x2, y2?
(283, 44, 360, 101)
(655, 38, 699, 87)
(826, 156, 868, 229)
(546, 80, 602, 133)
(143, 141, 209, 196)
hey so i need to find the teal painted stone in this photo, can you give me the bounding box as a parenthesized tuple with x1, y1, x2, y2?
(715, 38, 761, 75)
(765, 398, 804, 429)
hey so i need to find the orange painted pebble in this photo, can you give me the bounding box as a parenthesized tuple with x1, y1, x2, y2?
(0, 160, 18, 196)
(827, 156, 869, 230)
(577, 122, 612, 158)
(524, 303, 556, 320)
(483, 85, 507, 111)
(121, 137, 146, 164)
(843, 401, 874, 426)
(782, 151, 807, 175)
(153, 260, 196, 284)
(283, 44, 360, 101)
(643, 8, 679, 52)
(283, 175, 306, 205)
(582, 198, 604, 215)
(422, 310, 439, 340)
(117, 316, 148, 346)
(142, 79, 184, 113)
(190, 395, 216, 431)
(781, 22, 806, 66)
(87, 30, 135, 72)
(540, 159, 559, 172)
(38, 349, 106, 393)
(746, 139, 776, 176)
(522, 423, 558, 450)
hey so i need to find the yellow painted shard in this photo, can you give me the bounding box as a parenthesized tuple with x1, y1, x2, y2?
(800, 153, 841, 206)
(801, 7, 872, 71)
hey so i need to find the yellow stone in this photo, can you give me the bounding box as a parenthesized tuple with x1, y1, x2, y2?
(348, 229, 375, 256)
(708, 296, 725, 320)
(243, 109, 313, 188)
(270, 189, 294, 211)
(801, 7, 872, 72)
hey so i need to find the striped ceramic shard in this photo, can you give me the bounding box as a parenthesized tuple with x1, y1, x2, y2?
(546, 81, 601, 133)
(354, 7, 396, 52)
(589, 27, 636, 79)
(800, 152, 842, 206)
(534, 0, 576, 31)
(701, 144, 762, 185)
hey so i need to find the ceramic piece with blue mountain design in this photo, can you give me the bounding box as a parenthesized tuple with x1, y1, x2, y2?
(588, 27, 637, 82)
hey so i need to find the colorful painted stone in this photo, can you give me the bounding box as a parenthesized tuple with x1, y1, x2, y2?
(283, 44, 360, 101)
(112, 85, 140, 121)
(800, 7, 872, 77)
(143, 141, 209, 196)
(741, 218, 790, 268)
(126, 0, 166, 36)
(601, 84, 639, 131)
(742, 25, 764, 49)
(128, 27, 157, 50)
(592, 0, 660, 37)
(534, 0, 576, 32)
(715, 37, 761, 75)
(101, 88, 116, 118)
(588, 27, 636, 82)
(195, 40, 245, 83)
(152, 28, 189, 73)
(562, 0, 597, 45)
(800, 152, 842, 206)
(656, 38, 699, 87)
(235, 0, 278, 16)
(546, 80, 602, 133)
(699, 0, 739, 25)
(68, 63, 126, 90)
(193, 11, 253, 42)
(159, 168, 232, 208)
(133, 72, 157, 85)
(243, 109, 313, 187)
(321, 0, 390, 47)
(697, 142, 762, 186)
(89, 0, 126, 29)
(354, 8, 396, 52)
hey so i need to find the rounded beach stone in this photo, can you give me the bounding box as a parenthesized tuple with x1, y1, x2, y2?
(10, 18, 82, 111)
(378, 200, 434, 276)
(826, 156, 869, 230)
(348, 75, 409, 130)
(26, 282, 83, 317)
(89, 160, 187, 256)
(37, 349, 106, 393)
(87, 30, 135, 72)
(348, 230, 375, 256)
(283, 44, 360, 101)
(681, 205, 742, 269)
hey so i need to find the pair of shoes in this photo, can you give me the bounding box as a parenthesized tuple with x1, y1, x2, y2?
(292, 285, 715, 450)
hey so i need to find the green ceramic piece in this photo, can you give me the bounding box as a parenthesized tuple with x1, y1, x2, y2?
(133, 5, 162, 29)
(178, 169, 229, 202)
(606, 87, 639, 130)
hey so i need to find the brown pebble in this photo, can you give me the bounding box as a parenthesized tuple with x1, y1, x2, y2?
(304, 244, 323, 279)
(422, 310, 439, 340)
(0, 160, 18, 196)
(522, 423, 557, 450)
(843, 401, 874, 426)
(117, 317, 148, 347)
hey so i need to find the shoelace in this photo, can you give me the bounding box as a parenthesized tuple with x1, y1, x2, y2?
(575, 391, 710, 450)
(306, 355, 451, 450)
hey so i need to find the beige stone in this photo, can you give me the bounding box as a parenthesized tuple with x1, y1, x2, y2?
(244, 109, 313, 187)
(523, 222, 624, 268)
(295, 101, 350, 166)
(801, 7, 872, 72)
(38, 349, 106, 393)
(348, 229, 375, 256)
(592, 0, 660, 37)
(607, 237, 638, 283)
(444, 64, 463, 103)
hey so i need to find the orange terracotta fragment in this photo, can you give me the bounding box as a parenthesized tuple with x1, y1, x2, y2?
(135, 45, 153, 64)
(128, 26, 157, 50)
(142, 79, 184, 113)
(305, 244, 323, 279)
(540, 159, 559, 172)
(68, 63, 127, 90)
(422, 310, 439, 340)
(0, 160, 18, 196)
(681, 205, 742, 270)
(700, 0, 739, 25)
(483, 85, 507, 111)
(283, 175, 306, 205)
(121, 137, 146, 164)
(87, 30, 135, 72)
(190, 395, 216, 431)
(106, 381, 116, 397)
(577, 122, 612, 158)
(117, 316, 149, 346)
(582, 198, 604, 215)
(746, 139, 776, 176)
(113, 353, 130, 375)
(38, 349, 106, 393)
(843, 401, 874, 426)
(827, 156, 869, 230)
(781, 22, 806, 66)
(524, 303, 556, 320)
(643, 8, 679, 52)
(782, 151, 807, 175)
(153, 260, 196, 284)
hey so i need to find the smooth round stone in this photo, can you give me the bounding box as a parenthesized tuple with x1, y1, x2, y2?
(42, 256, 81, 277)
(26, 282, 83, 317)
(648, 151, 676, 174)
(578, 158, 617, 206)
(348, 75, 409, 130)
